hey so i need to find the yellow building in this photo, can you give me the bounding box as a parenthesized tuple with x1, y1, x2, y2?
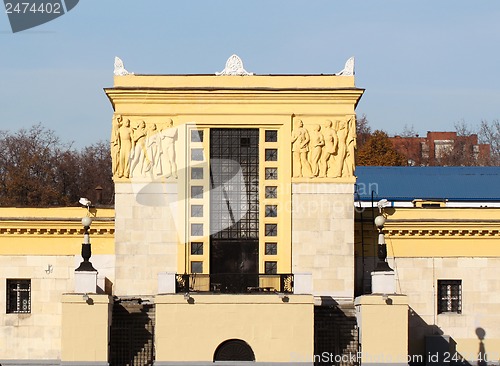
(1, 55, 365, 365)
(355, 166, 500, 365)
(4, 57, 497, 366)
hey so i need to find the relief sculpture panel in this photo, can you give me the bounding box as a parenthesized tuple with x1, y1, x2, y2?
(291, 116, 356, 180)
(111, 116, 178, 180)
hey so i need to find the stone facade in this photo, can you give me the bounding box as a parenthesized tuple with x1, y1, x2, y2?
(292, 183, 355, 301)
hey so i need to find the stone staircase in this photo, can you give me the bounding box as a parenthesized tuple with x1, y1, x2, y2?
(109, 298, 155, 366)
(314, 301, 359, 366)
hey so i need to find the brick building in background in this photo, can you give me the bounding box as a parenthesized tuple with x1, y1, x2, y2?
(390, 131, 491, 166)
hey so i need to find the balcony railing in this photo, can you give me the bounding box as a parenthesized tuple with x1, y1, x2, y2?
(175, 273, 294, 294)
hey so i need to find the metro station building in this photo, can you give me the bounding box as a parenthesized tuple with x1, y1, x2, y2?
(1, 56, 499, 366)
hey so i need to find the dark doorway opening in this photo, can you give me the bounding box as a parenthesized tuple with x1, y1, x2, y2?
(214, 339, 256, 362)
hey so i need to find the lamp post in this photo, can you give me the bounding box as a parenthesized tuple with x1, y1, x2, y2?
(374, 215, 393, 272)
(75, 216, 97, 272)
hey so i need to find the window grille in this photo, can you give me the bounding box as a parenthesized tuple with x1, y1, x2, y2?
(6, 279, 31, 314)
(210, 129, 259, 239)
(265, 130, 278, 143)
(265, 243, 277, 255)
(437, 280, 462, 314)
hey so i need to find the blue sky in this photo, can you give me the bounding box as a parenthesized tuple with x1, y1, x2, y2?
(1, 0, 499, 148)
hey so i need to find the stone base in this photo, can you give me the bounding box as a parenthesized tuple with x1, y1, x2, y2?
(158, 272, 176, 294)
(371, 270, 396, 294)
(74, 270, 98, 293)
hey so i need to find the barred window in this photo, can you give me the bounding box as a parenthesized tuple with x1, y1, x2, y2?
(437, 280, 462, 314)
(6, 279, 31, 314)
(191, 242, 203, 255)
(265, 130, 278, 142)
(265, 261, 278, 274)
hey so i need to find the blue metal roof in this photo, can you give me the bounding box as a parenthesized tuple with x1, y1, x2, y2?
(355, 166, 500, 202)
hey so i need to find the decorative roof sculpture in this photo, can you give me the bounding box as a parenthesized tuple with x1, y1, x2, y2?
(335, 56, 355, 76)
(114, 56, 134, 76)
(216, 54, 254, 76)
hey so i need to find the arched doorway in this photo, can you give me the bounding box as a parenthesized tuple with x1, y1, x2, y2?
(213, 339, 255, 362)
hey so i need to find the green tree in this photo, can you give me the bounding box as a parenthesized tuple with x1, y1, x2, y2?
(357, 130, 406, 166)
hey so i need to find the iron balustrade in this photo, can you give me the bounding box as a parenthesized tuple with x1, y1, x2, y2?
(175, 273, 294, 294)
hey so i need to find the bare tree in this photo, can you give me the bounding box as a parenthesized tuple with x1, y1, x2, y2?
(0, 124, 113, 207)
(478, 119, 500, 165)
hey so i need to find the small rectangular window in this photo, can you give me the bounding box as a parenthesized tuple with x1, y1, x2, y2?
(191, 223, 203, 237)
(191, 261, 203, 273)
(265, 261, 278, 274)
(191, 148, 204, 161)
(265, 224, 278, 236)
(191, 167, 204, 179)
(265, 243, 277, 255)
(265, 149, 278, 161)
(265, 168, 278, 180)
(191, 205, 203, 217)
(265, 130, 278, 142)
(265, 205, 278, 217)
(191, 242, 204, 255)
(6, 279, 31, 314)
(191, 130, 204, 142)
(191, 186, 203, 199)
(437, 280, 462, 314)
(265, 186, 277, 199)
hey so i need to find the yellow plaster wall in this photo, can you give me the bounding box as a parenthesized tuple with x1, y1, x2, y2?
(355, 295, 408, 364)
(61, 294, 112, 362)
(108, 74, 363, 296)
(0, 207, 115, 255)
(355, 207, 500, 258)
(155, 294, 314, 363)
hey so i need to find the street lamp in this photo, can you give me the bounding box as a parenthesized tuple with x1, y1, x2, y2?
(374, 214, 393, 272)
(75, 216, 97, 272)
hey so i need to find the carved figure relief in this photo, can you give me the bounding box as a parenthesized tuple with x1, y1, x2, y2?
(117, 119, 133, 178)
(111, 117, 179, 180)
(332, 120, 348, 178)
(110, 114, 121, 176)
(344, 116, 356, 177)
(319, 120, 338, 178)
(309, 124, 324, 177)
(161, 119, 178, 179)
(291, 119, 312, 178)
(130, 121, 152, 178)
(147, 123, 163, 176)
(291, 117, 355, 180)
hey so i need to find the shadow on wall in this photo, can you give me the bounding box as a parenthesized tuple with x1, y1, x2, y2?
(109, 299, 155, 366)
(408, 307, 471, 366)
(314, 297, 358, 366)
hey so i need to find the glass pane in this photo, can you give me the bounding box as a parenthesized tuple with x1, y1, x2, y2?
(191, 186, 203, 199)
(265, 186, 277, 199)
(265, 149, 278, 161)
(265, 243, 277, 255)
(191, 167, 204, 179)
(265, 205, 278, 217)
(191, 130, 204, 142)
(191, 205, 203, 217)
(191, 261, 203, 273)
(265, 130, 278, 142)
(191, 148, 204, 161)
(265, 168, 278, 180)
(265, 224, 277, 236)
(191, 223, 203, 236)
(191, 242, 204, 255)
(265, 261, 277, 274)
